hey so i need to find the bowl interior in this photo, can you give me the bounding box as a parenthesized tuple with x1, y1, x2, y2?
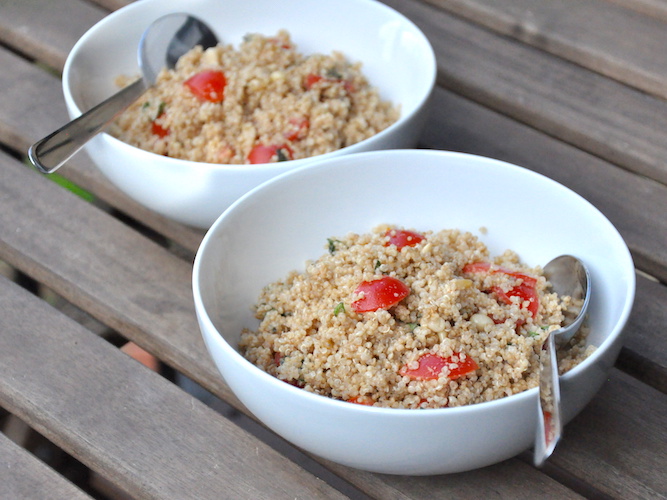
(64, 0, 435, 119)
(196, 150, 635, 375)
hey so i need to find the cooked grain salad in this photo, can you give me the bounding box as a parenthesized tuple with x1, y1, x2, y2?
(112, 30, 399, 164)
(239, 226, 594, 409)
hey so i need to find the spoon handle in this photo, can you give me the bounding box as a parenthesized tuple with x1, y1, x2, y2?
(28, 78, 148, 174)
(534, 332, 563, 466)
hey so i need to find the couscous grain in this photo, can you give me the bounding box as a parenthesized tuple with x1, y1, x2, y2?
(112, 30, 399, 164)
(239, 225, 594, 409)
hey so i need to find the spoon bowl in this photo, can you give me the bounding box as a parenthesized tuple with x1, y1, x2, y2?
(534, 255, 591, 466)
(28, 13, 218, 174)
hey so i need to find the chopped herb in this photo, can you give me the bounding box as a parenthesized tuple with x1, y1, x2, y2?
(334, 302, 345, 316)
(157, 101, 166, 116)
(326, 67, 343, 79)
(407, 322, 419, 331)
(327, 238, 339, 254)
(142, 101, 150, 109)
(527, 331, 540, 337)
(276, 148, 290, 162)
(374, 260, 382, 270)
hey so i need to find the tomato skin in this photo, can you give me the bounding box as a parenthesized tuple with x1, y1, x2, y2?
(247, 144, 294, 164)
(492, 283, 539, 317)
(184, 70, 227, 102)
(304, 73, 354, 93)
(304, 74, 324, 89)
(384, 229, 425, 249)
(463, 262, 539, 317)
(151, 121, 169, 137)
(284, 117, 309, 141)
(463, 262, 537, 287)
(351, 276, 410, 313)
(347, 396, 374, 406)
(399, 352, 478, 381)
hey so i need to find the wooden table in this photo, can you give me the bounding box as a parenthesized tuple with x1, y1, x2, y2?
(1, 0, 665, 498)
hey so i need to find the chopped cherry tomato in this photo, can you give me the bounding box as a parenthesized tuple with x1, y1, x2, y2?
(492, 283, 539, 317)
(184, 70, 227, 102)
(269, 37, 292, 49)
(384, 229, 425, 249)
(348, 396, 374, 406)
(247, 144, 294, 164)
(351, 276, 410, 313)
(284, 117, 309, 141)
(151, 121, 169, 137)
(399, 352, 478, 381)
(304, 73, 324, 89)
(543, 410, 556, 446)
(463, 262, 539, 317)
(463, 262, 537, 286)
(304, 73, 354, 93)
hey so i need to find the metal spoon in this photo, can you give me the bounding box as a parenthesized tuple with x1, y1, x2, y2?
(28, 13, 218, 174)
(534, 255, 591, 466)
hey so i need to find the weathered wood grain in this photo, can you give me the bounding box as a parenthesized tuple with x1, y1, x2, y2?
(0, 275, 349, 500)
(0, 139, 586, 499)
(553, 370, 667, 499)
(1, 147, 664, 497)
(0, 0, 107, 72)
(605, 0, 667, 22)
(420, 86, 667, 283)
(1, 0, 666, 497)
(381, 0, 667, 186)
(0, 432, 93, 500)
(0, 48, 205, 255)
(423, 0, 667, 100)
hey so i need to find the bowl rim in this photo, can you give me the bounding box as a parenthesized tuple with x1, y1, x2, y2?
(192, 148, 637, 415)
(61, 0, 437, 171)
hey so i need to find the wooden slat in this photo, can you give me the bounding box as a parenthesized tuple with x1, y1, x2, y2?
(0, 30, 665, 277)
(0, 130, 586, 499)
(1, 138, 665, 497)
(553, 370, 667, 498)
(0, 432, 93, 500)
(0, 0, 108, 72)
(617, 274, 667, 393)
(381, 0, 667, 186)
(423, 0, 667, 100)
(0, 47, 205, 255)
(605, 0, 667, 22)
(0, 275, 349, 499)
(419, 87, 667, 388)
(420, 86, 667, 283)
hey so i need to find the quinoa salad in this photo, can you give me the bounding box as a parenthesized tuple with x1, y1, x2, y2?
(239, 225, 594, 409)
(112, 30, 399, 164)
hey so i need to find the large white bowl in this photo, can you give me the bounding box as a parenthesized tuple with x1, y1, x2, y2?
(62, 0, 436, 228)
(192, 150, 635, 474)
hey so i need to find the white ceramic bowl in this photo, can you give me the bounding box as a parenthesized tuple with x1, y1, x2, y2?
(193, 150, 635, 475)
(62, 0, 436, 228)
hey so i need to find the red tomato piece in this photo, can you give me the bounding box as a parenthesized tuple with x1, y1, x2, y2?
(351, 276, 410, 313)
(399, 352, 478, 381)
(184, 70, 227, 102)
(284, 117, 309, 141)
(384, 229, 425, 249)
(304, 73, 324, 89)
(247, 144, 294, 164)
(347, 396, 374, 406)
(463, 262, 537, 287)
(492, 283, 539, 317)
(463, 261, 539, 317)
(151, 121, 169, 137)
